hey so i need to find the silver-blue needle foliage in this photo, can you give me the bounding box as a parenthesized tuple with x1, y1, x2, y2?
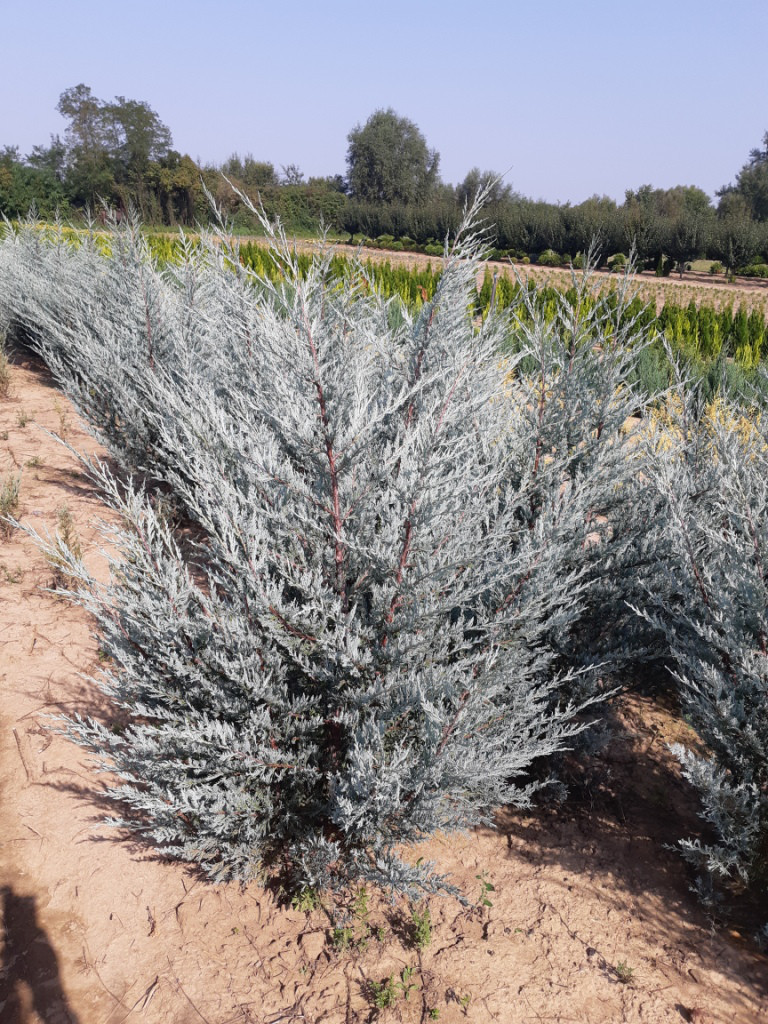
(0, 198, 657, 896)
(639, 382, 768, 912)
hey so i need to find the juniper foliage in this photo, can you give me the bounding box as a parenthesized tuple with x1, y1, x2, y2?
(640, 384, 768, 910)
(1, 198, 656, 895)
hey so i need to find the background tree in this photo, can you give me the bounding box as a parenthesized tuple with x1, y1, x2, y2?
(280, 163, 305, 186)
(719, 131, 768, 222)
(221, 154, 279, 189)
(56, 83, 173, 212)
(108, 94, 173, 183)
(621, 185, 670, 269)
(0, 145, 68, 217)
(146, 151, 203, 224)
(664, 187, 714, 276)
(456, 168, 514, 207)
(346, 108, 440, 204)
(564, 195, 621, 262)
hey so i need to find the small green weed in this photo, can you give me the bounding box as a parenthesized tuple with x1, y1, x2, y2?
(328, 885, 379, 953)
(476, 871, 495, 908)
(369, 966, 418, 1010)
(292, 887, 320, 913)
(331, 925, 355, 952)
(615, 960, 635, 984)
(428, 1009, 440, 1020)
(25, 455, 42, 468)
(16, 409, 29, 428)
(410, 902, 432, 950)
(369, 975, 398, 1010)
(351, 885, 370, 923)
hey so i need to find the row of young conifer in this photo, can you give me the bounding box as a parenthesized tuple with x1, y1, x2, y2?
(153, 233, 768, 393)
(8, 224, 766, 390)
(0, 201, 765, 931)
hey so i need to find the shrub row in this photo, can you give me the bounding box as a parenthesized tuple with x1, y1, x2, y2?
(0, 211, 766, 923)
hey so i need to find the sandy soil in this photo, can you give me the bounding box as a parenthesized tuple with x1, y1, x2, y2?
(1, 353, 767, 1024)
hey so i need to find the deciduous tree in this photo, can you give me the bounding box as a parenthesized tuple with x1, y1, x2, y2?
(346, 108, 440, 205)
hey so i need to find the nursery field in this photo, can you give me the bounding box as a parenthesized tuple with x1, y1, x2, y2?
(234, 234, 768, 318)
(1, 210, 768, 1022)
(160, 233, 768, 385)
(1, 355, 766, 1023)
(324, 241, 768, 318)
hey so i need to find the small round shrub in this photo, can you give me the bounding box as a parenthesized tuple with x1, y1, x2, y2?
(538, 249, 561, 267)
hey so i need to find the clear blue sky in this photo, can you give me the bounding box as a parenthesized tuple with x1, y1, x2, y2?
(2, 0, 766, 205)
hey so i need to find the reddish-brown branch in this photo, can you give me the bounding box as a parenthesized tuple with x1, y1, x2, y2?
(532, 364, 546, 481)
(303, 304, 348, 610)
(268, 605, 319, 646)
(745, 505, 767, 656)
(140, 274, 154, 370)
(436, 690, 470, 758)
(381, 514, 414, 648)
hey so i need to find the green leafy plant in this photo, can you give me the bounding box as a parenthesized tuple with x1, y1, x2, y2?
(410, 902, 432, 950)
(369, 967, 419, 1010)
(614, 961, 635, 984)
(291, 887, 320, 913)
(476, 872, 495, 909)
(331, 925, 355, 952)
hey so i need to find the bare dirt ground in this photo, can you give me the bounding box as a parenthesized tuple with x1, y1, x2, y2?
(1, 352, 767, 1024)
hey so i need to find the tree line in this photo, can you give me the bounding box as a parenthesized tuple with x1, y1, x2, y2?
(3, 86, 768, 274)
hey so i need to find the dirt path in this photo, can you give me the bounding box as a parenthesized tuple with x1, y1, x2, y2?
(1, 353, 766, 1023)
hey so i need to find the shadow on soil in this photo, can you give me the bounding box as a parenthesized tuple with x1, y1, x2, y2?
(0, 886, 81, 1024)
(483, 693, 768, 1012)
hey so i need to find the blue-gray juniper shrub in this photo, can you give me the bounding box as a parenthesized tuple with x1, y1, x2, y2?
(638, 382, 768, 916)
(1, 197, 657, 896)
(495, 258, 668, 687)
